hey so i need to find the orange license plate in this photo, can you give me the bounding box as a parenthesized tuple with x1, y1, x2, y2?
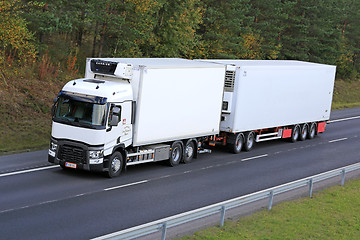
(65, 162, 77, 169)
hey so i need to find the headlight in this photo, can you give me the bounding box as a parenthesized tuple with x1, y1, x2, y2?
(50, 142, 58, 151)
(89, 150, 104, 159)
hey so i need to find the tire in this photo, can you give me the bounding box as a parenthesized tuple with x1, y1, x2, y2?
(244, 131, 256, 151)
(169, 142, 183, 166)
(182, 140, 195, 164)
(291, 125, 300, 143)
(308, 123, 316, 139)
(230, 133, 243, 154)
(299, 124, 308, 141)
(107, 152, 123, 178)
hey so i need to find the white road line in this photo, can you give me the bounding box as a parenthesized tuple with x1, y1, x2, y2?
(0, 165, 59, 178)
(329, 138, 348, 143)
(104, 180, 148, 191)
(241, 154, 268, 162)
(329, 115, 360, 123)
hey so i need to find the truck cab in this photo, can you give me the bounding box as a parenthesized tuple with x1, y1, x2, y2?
(48, 60, 134, 177)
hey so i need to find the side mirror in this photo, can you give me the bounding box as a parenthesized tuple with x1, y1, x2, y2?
(109, 115, 119, 127)
(112, 107, 121, 115)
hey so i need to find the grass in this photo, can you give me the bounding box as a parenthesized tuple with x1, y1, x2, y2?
(179, 178, 360, 240)
(332, 79, 360, 109)
(0, 62, 79, 155)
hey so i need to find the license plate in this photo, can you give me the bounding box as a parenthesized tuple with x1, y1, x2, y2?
(65, 162, 77, 169)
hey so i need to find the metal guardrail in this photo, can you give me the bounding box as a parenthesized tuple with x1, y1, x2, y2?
(93, 162, 360, 240)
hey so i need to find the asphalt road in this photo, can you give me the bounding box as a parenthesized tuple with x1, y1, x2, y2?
(1, 107, 360, 240)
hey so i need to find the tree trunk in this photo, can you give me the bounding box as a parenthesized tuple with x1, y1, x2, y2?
(92, 22, 99, 57)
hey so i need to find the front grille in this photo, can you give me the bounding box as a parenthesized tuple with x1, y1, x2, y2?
(59, 145, 86, 164)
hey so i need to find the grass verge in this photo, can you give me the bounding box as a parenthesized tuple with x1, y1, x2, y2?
(332, 79, 360, 109)
(0, 62, 78, 155)
(179, 178, 360, 240)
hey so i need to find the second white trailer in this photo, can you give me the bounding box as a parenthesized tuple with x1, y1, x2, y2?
(200, 59, 336, 152)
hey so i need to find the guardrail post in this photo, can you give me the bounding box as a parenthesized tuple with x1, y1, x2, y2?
(341, 169, 346, 186)
(161, 222, 167, 240)
(220, 206, 226, 227)
(268, 191, 274, 211)
(308, 178, 313, 198)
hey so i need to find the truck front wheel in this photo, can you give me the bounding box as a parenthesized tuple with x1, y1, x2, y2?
(107, 152, 123, 178)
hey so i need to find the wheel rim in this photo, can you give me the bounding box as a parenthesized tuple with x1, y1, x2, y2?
(293, 127, 299, 140)
(186, 144, 194, 158)
(310, 125, 315, 138)
(172, 147, 180, 162)
(235, 135, 242, 151)
(247, 133, 254, 149)
(301, 125, 307, 139)
(111, 157, 121, 173)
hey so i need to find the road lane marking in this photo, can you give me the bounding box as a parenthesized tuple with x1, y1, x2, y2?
(241, 154, 268, 162)
(329, 138, 348, 143)
(104, 180, 148, 191)
(0, 165, 59, 178)
(329, 115, 360, 123)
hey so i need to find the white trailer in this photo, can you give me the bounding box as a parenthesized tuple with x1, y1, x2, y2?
(199, 60, 336, 153)
(48, 58, 336, 177)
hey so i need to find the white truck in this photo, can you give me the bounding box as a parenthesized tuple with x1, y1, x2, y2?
(48, 58, 336, 177)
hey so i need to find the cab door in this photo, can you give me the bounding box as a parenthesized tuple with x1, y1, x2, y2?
(104, 102, 133, 154)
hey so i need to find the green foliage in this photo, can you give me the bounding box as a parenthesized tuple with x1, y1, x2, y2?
(200, 0, 253, 59)
(336, 0, 360, 79)
(3, 0, 358, 76)
(0, 0, 36, 63)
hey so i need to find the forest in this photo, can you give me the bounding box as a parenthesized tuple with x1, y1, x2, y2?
(0, 0, 360, 153)
(1, 0, 360, 77)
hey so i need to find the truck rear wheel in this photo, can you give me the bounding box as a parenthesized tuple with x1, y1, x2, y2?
(107, 152, 123, 178)
(169, 142, 183, 166)
(182, 140, 195, 164)
(244, 131, 256, 151)
(308, 123, 316, 139)
(230, 133, 244, 154)
(299, 124, 308, 141)
(291, 125, 300, 143)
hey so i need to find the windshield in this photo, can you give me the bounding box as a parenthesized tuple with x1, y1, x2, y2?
(55, 97, 107, 128)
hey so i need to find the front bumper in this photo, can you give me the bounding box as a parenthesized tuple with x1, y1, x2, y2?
(48, 138, 106, 172)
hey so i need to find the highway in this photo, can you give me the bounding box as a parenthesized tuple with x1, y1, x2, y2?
(1, 107, 360, 240)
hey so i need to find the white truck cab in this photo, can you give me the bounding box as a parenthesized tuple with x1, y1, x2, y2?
(49, 70, 134, 176)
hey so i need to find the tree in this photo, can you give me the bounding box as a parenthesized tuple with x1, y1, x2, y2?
(277, 0, 341, 64)
(248, 0, 287, 59)
(152, 0, 204, 58)
(0, 0, 36, 63)
(337, 0, 360, 79)
(199, 0, 252, 59)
